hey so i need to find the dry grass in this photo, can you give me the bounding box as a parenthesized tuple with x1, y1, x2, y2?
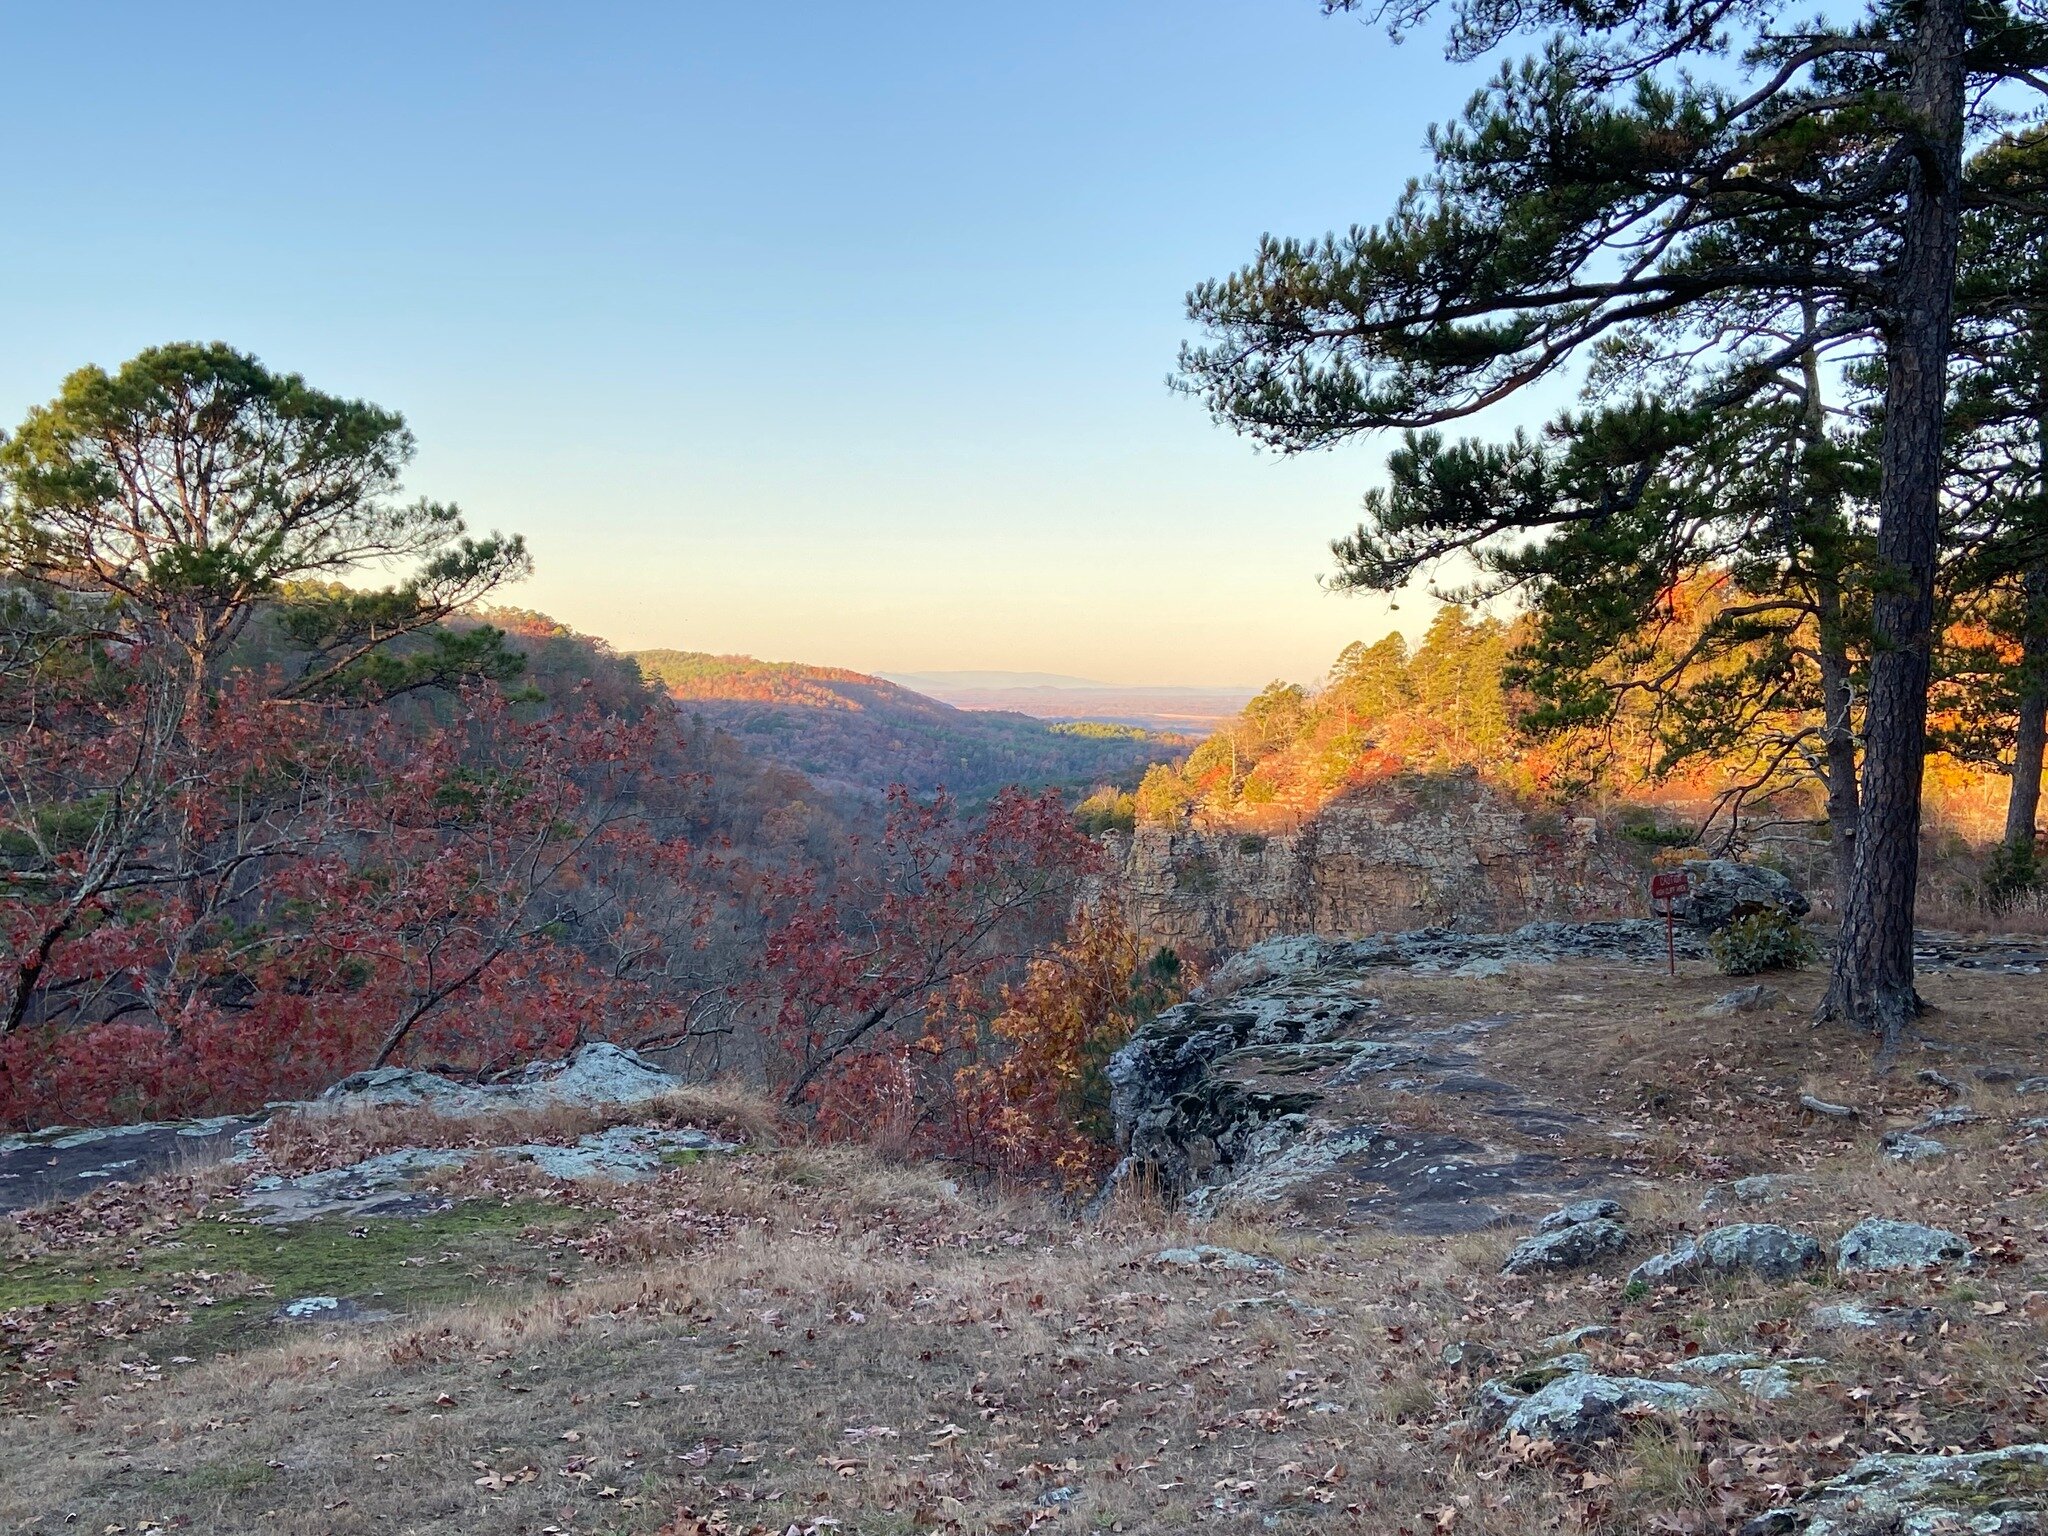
(5, 962, 2048, 1533)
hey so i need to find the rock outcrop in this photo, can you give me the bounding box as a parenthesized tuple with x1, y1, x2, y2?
(1102, 928, 1657, 1232)
(1673, 858, 1810, 932)
(1758, 1443, 2048, 1533)
(1115, 775, 1644, 954)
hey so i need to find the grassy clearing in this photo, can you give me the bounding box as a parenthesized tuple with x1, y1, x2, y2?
(2, 961, 2046, 1533)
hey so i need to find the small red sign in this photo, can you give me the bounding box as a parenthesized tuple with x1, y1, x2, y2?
(1650, 871, 1690, 900)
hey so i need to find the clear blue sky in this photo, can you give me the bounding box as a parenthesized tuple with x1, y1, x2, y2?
(0, 2, 1488, 686)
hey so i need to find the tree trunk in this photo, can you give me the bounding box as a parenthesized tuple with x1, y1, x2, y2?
(1823, 0, 1968, 1045)
(1804, 321, 1862, 912)
(2006, 561, 2048, 850)
(1816, 611, 1862, 908)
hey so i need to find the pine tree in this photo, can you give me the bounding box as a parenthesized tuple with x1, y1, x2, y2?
(1179, 0, 2048, 1042)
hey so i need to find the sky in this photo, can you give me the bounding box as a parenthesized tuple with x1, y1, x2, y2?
(0, 2, 1496, 687)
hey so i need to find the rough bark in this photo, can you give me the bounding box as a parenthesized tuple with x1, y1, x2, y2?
(1824, 0, 1968, 1044)
(2006, 561, 2048, 850)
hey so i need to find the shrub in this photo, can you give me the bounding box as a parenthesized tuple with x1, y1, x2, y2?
(1983, 838, 2041, 909)
(1075, 787, 1137, 835)
(1710, 911, 1818, 975)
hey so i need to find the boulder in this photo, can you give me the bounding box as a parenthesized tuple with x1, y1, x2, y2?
(1537, 1198, 1628, 1232)
(1628, 1224, 1823, 1288)
(1503, 1217, 1630, 1276)
(1835, 1217, 1973, 1273)
(1498, 1373, 1714, 1445)
(1786, 1443, 2048, 1534)
(1675, 859, 1810, 934)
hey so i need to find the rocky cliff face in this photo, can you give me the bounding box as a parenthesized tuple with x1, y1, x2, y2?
(1114, 772, 1643, 955)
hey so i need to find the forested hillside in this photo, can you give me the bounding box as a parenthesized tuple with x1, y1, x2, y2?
(633, 648, 1182, 800)
(0, 346, 1176, 1173)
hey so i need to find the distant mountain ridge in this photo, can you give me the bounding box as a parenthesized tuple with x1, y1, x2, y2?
(884, 671, 1259, 733)
(632, 649, 1183, 800)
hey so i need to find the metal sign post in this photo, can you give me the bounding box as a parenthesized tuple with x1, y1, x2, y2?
(1650, 869, 1690, 977)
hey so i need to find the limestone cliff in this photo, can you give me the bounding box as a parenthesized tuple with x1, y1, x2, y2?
(1113, 771, 1644, 954)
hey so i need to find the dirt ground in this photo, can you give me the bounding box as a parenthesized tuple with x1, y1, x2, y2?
(3, 955, 2047, 1535)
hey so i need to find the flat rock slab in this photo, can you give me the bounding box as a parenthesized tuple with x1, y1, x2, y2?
(241, 1126, 736, 1224)
(274, 1295, 395, 1325)
(1343, 1132, 1615, 1235)
(1780, 1442, 2048, 1534)
(0, 1115, 262, 1215)
(1109, 946, 1628, 1234)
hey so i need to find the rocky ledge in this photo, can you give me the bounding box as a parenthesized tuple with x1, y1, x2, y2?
(1100, 921, 1704, 1231)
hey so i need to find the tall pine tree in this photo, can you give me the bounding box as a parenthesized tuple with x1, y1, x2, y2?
(1180, 0, 2048, 1043)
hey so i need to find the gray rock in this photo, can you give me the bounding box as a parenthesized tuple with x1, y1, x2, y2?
(1628, 1224, 1823, 1288)
(1915, 1106, 1982, 1131)
(1671, 1353, 1824, 1401)
(274, 1295, 392, 1324)
(1538, 1198, 1628, 1232)
(1702, 1173, 1810, 1212)
(1468, 1378, 1528, 1436)
(2017, 1077, 2048, 1095)
(239, 1124, 736, 1224)
(1503, 1218, 1630, 1276)
(2020, 1117, 2048, 1134)
(1808, 1300, 1938, 1334)
(1151, 1244, 1286, 1276)
(1499, 1373, 1714, 1445)
(1675, 859, 1810, 933)
(1791, 1443, 2048, 1534)
(1452, 956, 1510, 979)
(317, 1041, 683, 1117)
(1917, 1069, 1960, 1093)
(1880, 1130, 1950, 1161)
(1702, 984, 1787, 1017)
(1835, 1217, 1974, 1274)
(1800, 1094, 1858, 1120)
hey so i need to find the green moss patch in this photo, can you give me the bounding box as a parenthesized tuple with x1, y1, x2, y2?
(2, 1199, 594, 1362)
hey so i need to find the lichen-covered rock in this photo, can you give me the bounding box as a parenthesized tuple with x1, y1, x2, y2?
(1151, 1244, 1286, 1276)
(1675, 859, 1810, 933)
(1788, 1442, 2048, 1533)
(318, 1042, 683, 1116)
(1702, 984, 1788, 1017)
(1503, 1217, 1630, 1276)
(1702, 1173, 1810, 1212)
(1808, 1300, 1939, 1334)
(1881, 1130, 1950, 1162)
(239, 1125, 736, 1224)
(1498, 1373, 1714, 1445)
(1670, 1353, 1824, 1401)
(1538, 1198, 1627, 1232)
(1835, 1217, 1974, 1273)
(1917, 1105, 1983, 1131)
(1629, 1224, 1822, 1287)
